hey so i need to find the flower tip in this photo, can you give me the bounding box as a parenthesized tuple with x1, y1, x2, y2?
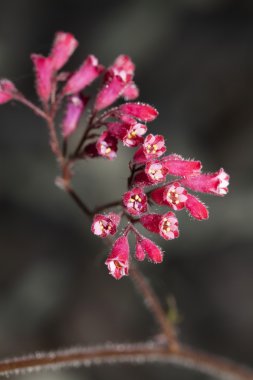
(0, 79, 17, 104)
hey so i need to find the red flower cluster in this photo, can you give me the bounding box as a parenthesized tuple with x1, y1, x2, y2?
(0, 32, 230, 280)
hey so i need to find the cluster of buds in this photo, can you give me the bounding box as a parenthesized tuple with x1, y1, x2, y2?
(0, 31, 230, 280)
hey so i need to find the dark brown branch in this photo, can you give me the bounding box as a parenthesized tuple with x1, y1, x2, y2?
(14, 94, 48, 120)
(0, 342, 252, 380)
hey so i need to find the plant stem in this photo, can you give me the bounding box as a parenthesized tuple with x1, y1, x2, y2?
(0, 342, 252, 380)
(130, 263, 179, 351)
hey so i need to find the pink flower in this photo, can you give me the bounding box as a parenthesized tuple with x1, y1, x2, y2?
(185, 194, 209, 220)
(91, 213, 120, 238)
(140, 212, 179, 240)
(62, 95, 87, 138)
(63, 55, 104, 95)
(133, 134, 166, 163)
(118, 102, 158, 122)
(122, 123, 147, 147)
(150, 182, 188, 210)
(96, 131, 118, 160)
(110, 55, 135, 81)
(108, 121, 146, 148)
(145, 161, 167, 183)
(139, 238, 163, 263)
(105, 236, 130, 279)
(163, 182, 188, 210)
(50, 32, 78, 71)
(94, 72, 126, 111)
(94, 55, 135, 111)
(0, 79, 17, 104)
(161, 154, 202, 177)
(31, 54, 53, 103)
(123, 187, 147, 216)
(159, 212, 179, 240)
(181, 168, 229, 196)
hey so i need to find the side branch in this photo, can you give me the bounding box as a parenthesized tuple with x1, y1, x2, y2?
(0, 342, 252, 380)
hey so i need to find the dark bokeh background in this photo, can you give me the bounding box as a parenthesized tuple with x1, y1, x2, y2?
(0, 1, 253, 379)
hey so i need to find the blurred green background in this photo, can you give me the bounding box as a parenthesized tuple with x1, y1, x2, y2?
(0, 0, 253, 379)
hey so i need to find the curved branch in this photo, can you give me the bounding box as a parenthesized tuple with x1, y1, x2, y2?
(0, 342, 252, 380)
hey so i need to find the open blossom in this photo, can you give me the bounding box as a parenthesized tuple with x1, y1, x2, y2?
(105, 236, 130, 279)
(123, 187, 147, 216)
(151, 182, 188, 210)
(181, 168, 229, 196)
(91, 213, 120, 238)
(96, 131, 118, 160)
(133, 134, 166, 163)
(0, 79, 17, 104)
(145, 161, 167, 183)
(140, 212, 179, 240)
(108, 121, 147, 147)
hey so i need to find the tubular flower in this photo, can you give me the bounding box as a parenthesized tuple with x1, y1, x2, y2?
(63, 55, 104, 95)
(91, 213, 120, 238)
(50, 32, 78, 71)
(161, 154, 202, 177)
(123, 187, 147, 216)
(181, 168, 230, 196)
(105, 236, 130, 279)
(31, 54, 53, 103)
(140, 212, 179, 240)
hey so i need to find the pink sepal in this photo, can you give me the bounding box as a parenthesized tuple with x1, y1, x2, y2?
(185, 194, 209, 220)
(150, 186, 166, 205)
(133, 147, 147, 164)
(140, 214, 161, 234)
(50, 32, 78, 70)
(0, 79, 17, 104)
(140, 238, 163, 264)
(31, 54, 53, 103)
(118, 102, 158, 122)
(181, 168, 229, 196)
(105, 236, 130, 279)
(63, 55, 104, 95)
(62, 95, 88, 137)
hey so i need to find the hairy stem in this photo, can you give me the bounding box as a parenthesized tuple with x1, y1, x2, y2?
(130, 264, 179, 351)
(0, 342, 252, 380)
